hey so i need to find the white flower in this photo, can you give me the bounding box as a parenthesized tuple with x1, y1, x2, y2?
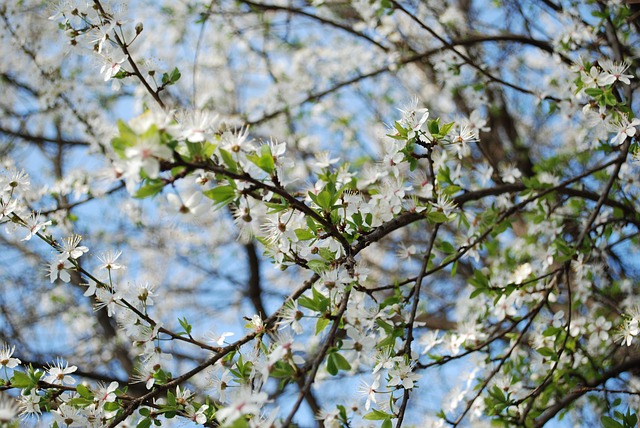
(178, 110, 219, 142)
(124, 133, 173, 179)
(610, 115, 640, 146)
(397, 97, 429, 140)
(206, 331, 235, 346)
(617, 319, 638, 346)
(357, 376, 380, 411)
(277, 300, 304, 334)
(95, 288, 122, 317)
(52, 403, 84, 427)
(100, 54, 128, 81)
(499, 163, 522, 184)
(21, 212, 51, 241)
(216, 389, 269, 426)
(581, 66, 605, 88)
(387, 361, 421, 389)
(47, 256, 74, 283)
(59, 235, 89, 260)
(186, 404, 209, 424)
(94, 381, 119, 406)
(599, 59, 634, 85)
(396, 242, 417, 259)
(0, 393, 19, 423)
(313, 151, 340, 170)
(431, 194, 457, 218)
(97, 250, 124, 271)
(18, 389, 41, 419)
(2, 168, 30, 193)
(0, 343, 21, 369)
(167, 191, 209, 219)
(419, 330, 442, 355)
(43, 359, 77, 385)
(510, 263, 532, 285)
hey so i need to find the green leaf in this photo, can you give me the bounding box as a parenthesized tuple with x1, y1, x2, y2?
(363, 409, 394, 420)
(10, 371, 33, 388)
(295, 228, 315, 241)
(170, 166, 186, 177)
(332, 352, 351, 371)
(178, 317, 192, 335)
(440, 121, 455, 136)
(427, 211, 450, 224)
(427, 118, 440, 135)
(603, 90, 618, 106)
(316, 189, 332, 211)
(298, 295, 319, 312)
(76, 384, 93, 399)
(537, 347, 556, 358)
(219, 149, 238, 172)
(438, 241, 455, 254)
(584, 87, 603, 97)
(451, 261, 458, 277)
(542, 326, 561, 337)
(601, 416, 624, 428)
(134, 181, 165, 199)
(104, 402, 120, 412)
(137, 418, 152, 428)
(248, 145, 276, 174)
(203, 185, 236, 205)
(228, 418, 250, 428)
(68, 397, 94, 407)
(442, 184, 461, 196)
(326, 353, 338, 375)
(307, 259, 328, 273)
(381, 419, 393, 428)
(161, 67, 181, 86)
(316, 317, 330, 335)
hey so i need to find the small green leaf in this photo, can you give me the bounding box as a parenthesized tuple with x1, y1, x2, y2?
(11, 371, 34, 388)
(438, 241, 455, 254)
(135, 181, 165, 199)
(295, 228, 315, 241)
(248, 145, 276, 174)
(584, 87, 603, 97)
(161, 67, 181, 85)
(440, 121, 455, 136)
(315, 317, 330, 335)
(427, 211, 450, 224)
(299, 295, 319, 312)
(601, 416, 624, 428)
(178, 317, 192, 335)
(76, 384, 93, 399)
(68, 397, 94, 407)
(326, 353, 338, 375)
(316, 189, 333, 211)
(451, 261, 458, 277)
(203, 185, 236, 205)
(428, 118, 440, 135)
(537, 347, 556, 358)
(332, 352, 351, 371)
(363, 409, 394, 420)
(542, 326, 561, 337)
(219, 149, 238, 172)
(137, 418, 152, 428)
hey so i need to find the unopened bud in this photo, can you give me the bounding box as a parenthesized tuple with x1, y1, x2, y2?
(135, 22, 143, 34)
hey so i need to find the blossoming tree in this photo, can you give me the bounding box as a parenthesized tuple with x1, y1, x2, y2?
(1, 0, 640, 427)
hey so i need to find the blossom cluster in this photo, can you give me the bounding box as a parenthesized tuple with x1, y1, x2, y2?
(1, 0, 640, 427)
